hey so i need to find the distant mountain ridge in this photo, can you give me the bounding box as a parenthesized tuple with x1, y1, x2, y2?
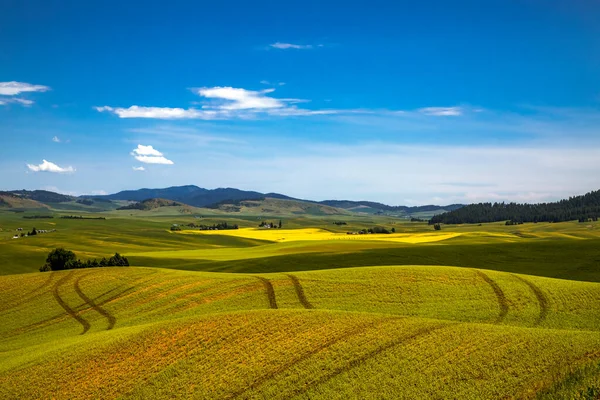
(92, 185, 295, 208)
(3, 186, 465, 216)
(91, 185, 463, 214)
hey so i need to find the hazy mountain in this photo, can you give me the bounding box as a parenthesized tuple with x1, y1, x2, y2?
(3, 185, 464, 216)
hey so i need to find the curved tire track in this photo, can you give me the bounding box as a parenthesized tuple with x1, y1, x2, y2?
(52, 272, 91, 334)
(474, 270, 509, 324)
(10, 286, 134, 337)
(286, 274, 314, 309)
(255, 277, 278, 309)
(512, 274, 549, 326)
(285, 324, 447, 399)
(74, 274, 117, 330)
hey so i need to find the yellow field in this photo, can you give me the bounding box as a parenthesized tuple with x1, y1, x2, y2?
(178, 227, 464, 243)
(2, 266, 600, 399)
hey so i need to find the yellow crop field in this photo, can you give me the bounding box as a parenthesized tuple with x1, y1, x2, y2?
(1, 266, 600, 399)
(178, 227, 464, 243)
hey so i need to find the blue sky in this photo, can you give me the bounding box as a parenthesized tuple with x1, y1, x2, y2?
(1, 0, 599, 205)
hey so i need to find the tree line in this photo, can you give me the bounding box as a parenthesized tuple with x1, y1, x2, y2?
(429, 189, 600, 225)
(60, 215, 106, 220)
(348, 226, 396, 234)
(39, 248, 129, 272)
(183, 222, 239, 230)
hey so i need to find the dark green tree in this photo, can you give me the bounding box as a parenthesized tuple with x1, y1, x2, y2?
(108, 253, 129, 267)
(41, 248, 76, 271)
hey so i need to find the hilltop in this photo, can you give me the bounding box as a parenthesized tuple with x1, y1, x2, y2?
(0, 192, 49, 210)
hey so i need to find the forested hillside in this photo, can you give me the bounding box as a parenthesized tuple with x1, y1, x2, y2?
(430, 189, 600, 224)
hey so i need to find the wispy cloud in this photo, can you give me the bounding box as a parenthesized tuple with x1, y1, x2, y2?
(95, 105, 214, 119)
(269, 42, 318, 50)
(132, 166, 145, 171)
(260, 80, 285, 86)
(131, 145, 174, 165)
(96, 86, 346, 120)
(418, 107, 463, 116)
(27, 159, 75, 173)
(52, 136, 61, 143)
(196, 87, 283, 110)
(0, 98, 35, 106)
(0, 82, 49, 106)
(0, 81, 50, 96)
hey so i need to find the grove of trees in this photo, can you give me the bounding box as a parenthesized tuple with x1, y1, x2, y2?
(429, 189, 600, 225)
(39, 248, 129, 272)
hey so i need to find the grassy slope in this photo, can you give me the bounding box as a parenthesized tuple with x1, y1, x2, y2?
(1, 266, 600, 399)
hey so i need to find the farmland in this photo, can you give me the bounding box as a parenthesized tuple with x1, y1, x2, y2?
(1, 207, 600, 398)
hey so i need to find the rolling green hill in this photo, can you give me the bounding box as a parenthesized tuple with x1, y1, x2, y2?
(1, 266, 599, 399)
(0, 192, 49, 210)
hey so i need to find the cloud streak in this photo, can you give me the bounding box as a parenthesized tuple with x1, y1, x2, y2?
(96, 86, 348, 120)
(269, 42, 316, 50)
(0, 81, 50, 96)
(27, 160, 75, 173)
(418, 107, 463, 116)
(0, 81, 49, 106)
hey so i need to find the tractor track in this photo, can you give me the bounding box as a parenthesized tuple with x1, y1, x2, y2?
(474, 270, 509, 323)
(255, 277, 278, 309)
(74, 274, 117, 330)
(286, 274, 314, 309)
(52, 272, 91, 334)
(512, 274, 549, 326)
(9, 285, 134, 338)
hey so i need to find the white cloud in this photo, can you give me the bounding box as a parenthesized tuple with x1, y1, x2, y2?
(96, 86, 340, 120)
(133, 155, 174, 165)
(260, 80, 285, 86)
(52, 136, 60, 143)
(0, 81, 50, 96)
(418, 107, 463, 116)
(131, 145, 173, 165)
(95, 105, 216, 119)
(270, 42, 314, 50)
(0, 97, 35, 106)
(132, 166, 145, 171)
(26, 160, 75, 173)
(132, 144, 163, 156)
(197, 86, 284, 110)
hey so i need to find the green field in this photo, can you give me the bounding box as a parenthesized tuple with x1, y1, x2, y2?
(1, 207, 600, 398)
